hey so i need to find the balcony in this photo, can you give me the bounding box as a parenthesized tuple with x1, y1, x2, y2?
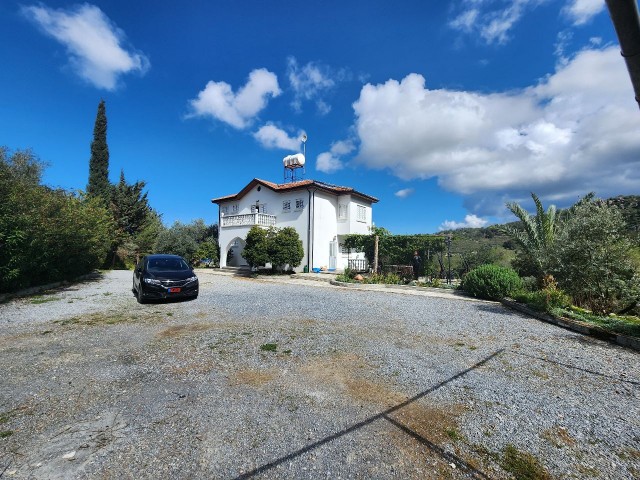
(221, 213, 276, 228)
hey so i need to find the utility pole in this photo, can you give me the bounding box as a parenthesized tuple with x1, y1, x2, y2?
(373, 235, 379, 273)
(445, 235, 452, 284)
(606, 0, 640, 109)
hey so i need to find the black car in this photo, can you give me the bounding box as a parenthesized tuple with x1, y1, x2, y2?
(132, 254, 198, 303)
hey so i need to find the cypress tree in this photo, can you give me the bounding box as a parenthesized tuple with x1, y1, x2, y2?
(87, 99, 110, 202)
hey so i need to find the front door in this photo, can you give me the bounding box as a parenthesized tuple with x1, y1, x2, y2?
(329, 240, 338, 270)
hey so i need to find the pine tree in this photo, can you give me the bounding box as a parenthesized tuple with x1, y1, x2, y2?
(87, 99, 110, 202)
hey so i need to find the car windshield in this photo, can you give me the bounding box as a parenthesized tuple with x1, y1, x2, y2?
(147, 258, 190, 272)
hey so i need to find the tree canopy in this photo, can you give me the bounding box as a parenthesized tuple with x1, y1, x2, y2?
(87, 99, 110, 203)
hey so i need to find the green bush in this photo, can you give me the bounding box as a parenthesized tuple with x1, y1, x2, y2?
(514, 287, 571, 313)
(362, 273, 402, 284)
(462, 264, 523, 300)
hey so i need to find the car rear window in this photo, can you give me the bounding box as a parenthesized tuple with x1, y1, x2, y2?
(147, 258, 190, 272)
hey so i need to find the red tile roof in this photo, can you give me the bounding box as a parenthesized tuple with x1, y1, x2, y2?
(211, 178, 378, 204)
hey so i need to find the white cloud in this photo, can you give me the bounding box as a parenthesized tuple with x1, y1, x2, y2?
(449, 0, 546, 45)
(449, 8, 479, 33)
(316, 140, 355, 173)
(253, 123, 302, 151)
(351, 46, 640, 215)
(188, 69, 280, 129)
(563, 0, 605, 25)
(439, 214, 488, 231)
(287, 57, 346, 114)
(22, 4, 149, 90)
(394, 188, 414, 199)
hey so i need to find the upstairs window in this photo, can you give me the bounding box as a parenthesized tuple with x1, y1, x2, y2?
(282, 200, 291, 212)
(338, 203, 348, 220)
(231, 204, 239, 214)
(295, 198, 305, 210)
(221, 205, 229, 215)
(356, 205, 366, 222)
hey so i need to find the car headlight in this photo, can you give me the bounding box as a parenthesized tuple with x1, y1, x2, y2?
(185, 276, 198, 284)
(143, 277, 162, 285)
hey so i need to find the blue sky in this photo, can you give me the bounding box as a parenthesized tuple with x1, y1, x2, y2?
(1, 0, 638, 233)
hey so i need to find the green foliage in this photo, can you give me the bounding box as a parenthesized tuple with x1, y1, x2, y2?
(503, 193, 558, 279)
(195, 239, 219, 265)
(462, 264, 523, 300)
(548, 197, 640, 314)
(344, 228, 446, 275)
(86, 100, 110, 203)
(514, 287, 571, 313)
(0, 148, 114, 292)
(242, 226, 303, 271)
(154, 219, 217, 263)
(500, 444, 551, 480)
(361, 273, 402, 284)
(558, 307, 640, 338)
(269, 227, 304, 270)
(243, 226, 270, 268)
(105, 170, 153, 267)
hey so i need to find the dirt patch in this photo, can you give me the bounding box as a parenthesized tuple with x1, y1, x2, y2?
(229, 369, 277, 386)
(299, 353, 408, 407)
(541, 425, 577, 448)
(389, 402, 469, 445)
(157, 323, 214, 338)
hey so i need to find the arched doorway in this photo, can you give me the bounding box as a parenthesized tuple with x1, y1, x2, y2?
(224, 237, 248, 267)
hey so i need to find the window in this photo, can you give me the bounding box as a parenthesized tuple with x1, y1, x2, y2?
(282, 200, 291, 212)
(356, 205, 366, 222)
(338, 203, 348, 220)
(340, 244, 351, 254)
(295, 198, 305, 210)
(221, 205, 229, 215)
(231, 204, 239, 214)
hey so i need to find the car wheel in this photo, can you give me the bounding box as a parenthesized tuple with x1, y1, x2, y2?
(137, 285, 146, 304)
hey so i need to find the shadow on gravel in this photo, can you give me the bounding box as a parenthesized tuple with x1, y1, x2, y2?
(509, 350, 640, 387)
(234, 349, 506, 480)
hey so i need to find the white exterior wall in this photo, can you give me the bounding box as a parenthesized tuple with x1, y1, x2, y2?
(310, 191, 338, 270)
(217, 184, 375, 272)
(218, 185, 311, 271)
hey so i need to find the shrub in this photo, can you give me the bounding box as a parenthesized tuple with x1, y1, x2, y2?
(462, 264, 523, 300)
(514, 288, 571, 313)
(548, 198, 640, 314)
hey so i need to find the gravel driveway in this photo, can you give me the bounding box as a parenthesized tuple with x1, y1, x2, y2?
(0, 270, 638, 479)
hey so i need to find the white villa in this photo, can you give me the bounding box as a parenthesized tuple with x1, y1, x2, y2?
(212, 178, 378, 272)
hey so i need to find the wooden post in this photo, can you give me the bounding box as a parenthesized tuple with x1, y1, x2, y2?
(373, 235, 379, 273)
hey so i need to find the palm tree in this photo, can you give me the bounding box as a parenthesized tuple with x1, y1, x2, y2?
(503, 193, 557, 278)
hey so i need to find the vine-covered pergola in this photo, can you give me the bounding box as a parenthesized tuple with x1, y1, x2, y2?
(342, 227, 449, 277)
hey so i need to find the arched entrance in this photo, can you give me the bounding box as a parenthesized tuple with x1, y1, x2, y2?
(224, 237, 248, 267)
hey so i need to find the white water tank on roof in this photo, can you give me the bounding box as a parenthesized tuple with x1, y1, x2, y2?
(283, 153, 305, 168)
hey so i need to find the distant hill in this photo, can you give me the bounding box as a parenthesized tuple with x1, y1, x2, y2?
(435, 195, 640, 274)
(605, 195, 640, 234)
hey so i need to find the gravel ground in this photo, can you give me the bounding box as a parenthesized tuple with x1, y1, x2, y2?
(0, 270, 638, 479)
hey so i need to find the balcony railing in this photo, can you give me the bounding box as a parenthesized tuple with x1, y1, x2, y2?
(221, 213, 276, 228)
(348, 258, 369, 272)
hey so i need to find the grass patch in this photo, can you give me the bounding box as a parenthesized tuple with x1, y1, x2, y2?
(554, 307, 640, 338)
(30, 295, 60, 304)
(501, 444, 552, 480)
(0, 430, 13, 438)
(445, 428, 463, 441)
(54, 311, 134, 326)
(260, 343, 277, 352)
